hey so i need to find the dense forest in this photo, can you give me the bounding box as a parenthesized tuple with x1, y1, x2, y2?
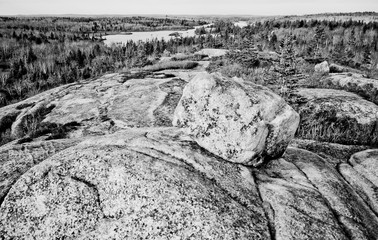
(0, 16, 207, 106)
(0, 14, 377, 107)
(205, 17, 378, 84)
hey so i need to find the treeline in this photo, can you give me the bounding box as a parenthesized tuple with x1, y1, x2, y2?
(300, 12, 378, 17)
(0, 37, 200, 106)
(203, 18, 378, 69)
(0, 16, 207, 33)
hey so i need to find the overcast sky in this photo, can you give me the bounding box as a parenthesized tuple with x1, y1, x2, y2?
(0, 0, 377, 16)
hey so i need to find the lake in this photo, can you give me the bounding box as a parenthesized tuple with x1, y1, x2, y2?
(104, 24, 211, 45)
(234, 21, 248, 28)
(104, 21, 248, 45)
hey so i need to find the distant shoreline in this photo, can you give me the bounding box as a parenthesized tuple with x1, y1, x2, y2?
(84, 25, 209, 36)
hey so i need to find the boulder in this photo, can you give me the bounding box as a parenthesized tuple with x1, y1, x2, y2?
(173, 73, 300, 166)
(1, 128, 378, 239)
(320, 72, 378, 105)
(314, 61, 330, 74)
(289, 88, 378, 146)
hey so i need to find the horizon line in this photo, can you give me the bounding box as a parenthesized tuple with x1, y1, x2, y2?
(0, 11, 377, 18)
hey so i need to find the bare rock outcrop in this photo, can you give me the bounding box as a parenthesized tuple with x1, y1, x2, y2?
(0, 73, 187, 144)
(0, 139, 79, 205)
(0, 73, 188, 211)
(0, 128, 271, 239)
(338, 149, 378, 219)
(1, 128, 378, 239)
(2, 70, 378, 239)
(289, 138, 372, 165)
(194, 48, 229, 58)
(320, 72, 378, 105)
(173, 73, 299, 166)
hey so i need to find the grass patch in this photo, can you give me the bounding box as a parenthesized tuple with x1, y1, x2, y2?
(296, 107, 378, 146)
(143, 61, 199, 72)
(206, 59, 277, 86)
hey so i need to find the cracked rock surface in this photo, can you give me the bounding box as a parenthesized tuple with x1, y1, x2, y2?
(2, 71, 378, 239)
(0, 72, 187, 216)
(0, 138, 79, 205)
(0, 73, 187, 142)
(1, 128, 378, 239)
(0, 128, 270, 239)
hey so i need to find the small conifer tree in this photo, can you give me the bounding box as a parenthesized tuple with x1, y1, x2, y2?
(226, 38, 259, 68)
(362, 46, 372, 69)
(314, 26, 326, 58)
(279, 34, 296, 76)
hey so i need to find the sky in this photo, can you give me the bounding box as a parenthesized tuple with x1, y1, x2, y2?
(0, 0, 377, 16)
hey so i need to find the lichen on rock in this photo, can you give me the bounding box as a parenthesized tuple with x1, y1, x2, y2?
(173, 72, 300, 166)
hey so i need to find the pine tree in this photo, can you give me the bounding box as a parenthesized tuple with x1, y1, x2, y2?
(331, 41, 347, 64)
(279, 34, 296, 76)
(348, 28, 356, 49)
(315, 26, 326, 44)
(362, 46, 372, 69)
(26, 46, 37, 64)
(269, 31, 278, 50)
(11, 59, 28, 79)
(275, 34, 297, 97)
(345, 48, 355, 64)
(314, 26, 326, 58)
(134, 42, 148, 67)
(226, 37, 259, 68)
(344, 28, 357, 65)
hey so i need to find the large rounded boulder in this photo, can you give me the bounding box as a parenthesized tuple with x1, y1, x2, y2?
(173, 73, 299, 166)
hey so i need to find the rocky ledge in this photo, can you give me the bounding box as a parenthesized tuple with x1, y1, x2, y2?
(1, 71, 378, 239)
